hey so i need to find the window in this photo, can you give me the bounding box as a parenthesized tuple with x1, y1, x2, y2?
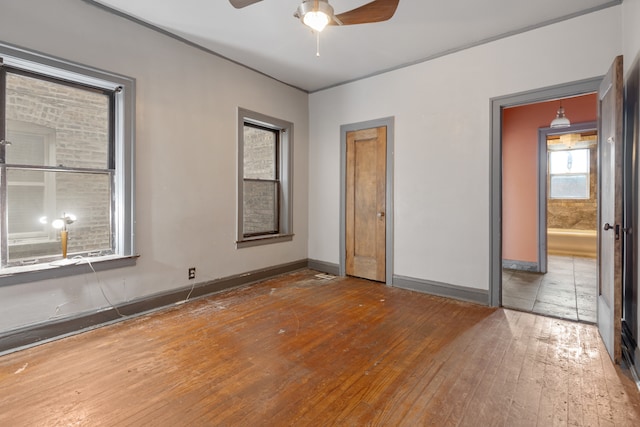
(237, 108, 293, 248)
(0, 43, 135, 276)
(549, 148, 590, 199)
(243, 123, 279, 236)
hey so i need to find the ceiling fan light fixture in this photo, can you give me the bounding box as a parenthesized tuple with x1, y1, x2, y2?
(550, 104, 571, 128)
(296, 0, 334, 32)
(304, 11, 330, 32)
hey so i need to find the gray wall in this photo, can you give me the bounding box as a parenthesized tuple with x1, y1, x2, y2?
(0, 0, 309, 332)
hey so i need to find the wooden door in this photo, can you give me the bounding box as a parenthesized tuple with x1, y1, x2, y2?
(346, 126, 386, 282)
(598, 55, 623, 363)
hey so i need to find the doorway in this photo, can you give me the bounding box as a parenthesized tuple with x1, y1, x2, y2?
(490, 79, 604, 297)
(502, 109, 599, 322)
(339, 117, 394, 284)
(492, 86, 602, 321)
(491, 58, 630, 365)
(490, 78, 602, 308)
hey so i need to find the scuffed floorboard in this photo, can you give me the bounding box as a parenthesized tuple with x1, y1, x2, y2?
(1, 269, 639, 426)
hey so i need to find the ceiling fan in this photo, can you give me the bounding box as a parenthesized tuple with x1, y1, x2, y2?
(229, 0, 399, 32)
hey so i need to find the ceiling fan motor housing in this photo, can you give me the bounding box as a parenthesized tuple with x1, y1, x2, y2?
(294, 0, 334, 21)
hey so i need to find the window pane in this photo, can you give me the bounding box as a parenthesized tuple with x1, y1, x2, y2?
(550, 175, 589, 199)
(5, 130, 45, 165)
(5, 72, 110, 169)
(549, 149, 589, 174)
(6, 169, 113, 263)
(243, 180, 278, 235)
(7, 168, 44, 183)
(8, 185, 45, 235)
(243, 125, 276, 180)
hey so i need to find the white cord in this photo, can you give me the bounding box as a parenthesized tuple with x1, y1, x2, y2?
(184, 281, 196, 303)
(73, 255, 125, 318)
(68, 256, 195, 314)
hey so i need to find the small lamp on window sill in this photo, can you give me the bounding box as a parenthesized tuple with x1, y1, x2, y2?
(51, 213, 77, 258)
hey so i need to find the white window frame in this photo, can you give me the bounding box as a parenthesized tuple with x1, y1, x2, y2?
(0, 42, 136, 284)
(236, 108, 293, 248)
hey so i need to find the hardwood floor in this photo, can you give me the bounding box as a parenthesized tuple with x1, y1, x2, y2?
(503, 255, 597, 323)
(1, 269, 639, 426)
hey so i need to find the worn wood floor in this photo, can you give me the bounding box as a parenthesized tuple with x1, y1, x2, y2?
(1, 269, 639, 426)
(503, 255, 597, 323)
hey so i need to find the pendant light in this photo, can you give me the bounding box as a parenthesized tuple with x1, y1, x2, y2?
(550, 103, 571, 128)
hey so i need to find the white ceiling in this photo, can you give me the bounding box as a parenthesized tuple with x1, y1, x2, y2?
(87, 0, 618, 92)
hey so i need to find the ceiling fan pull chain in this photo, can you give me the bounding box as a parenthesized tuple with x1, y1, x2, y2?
(316, 31, 321, 57)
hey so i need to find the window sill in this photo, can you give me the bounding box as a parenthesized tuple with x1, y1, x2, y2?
(236, 233, 294, 249)
(0, 254, 139, 287)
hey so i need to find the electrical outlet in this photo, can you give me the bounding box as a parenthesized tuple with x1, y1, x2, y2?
(188, 267, 196, 280)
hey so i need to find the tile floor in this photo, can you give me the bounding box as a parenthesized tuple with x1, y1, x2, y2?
(502, 255, 597, 323)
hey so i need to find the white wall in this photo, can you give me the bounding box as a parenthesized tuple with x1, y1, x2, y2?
(0, 0, 309, 332)
(308, 7, 622, 291)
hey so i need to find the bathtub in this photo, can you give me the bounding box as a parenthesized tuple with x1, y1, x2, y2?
(547, 228, 597, 258)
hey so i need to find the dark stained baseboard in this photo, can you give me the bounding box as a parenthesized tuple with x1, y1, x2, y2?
(0, 259, 308, 355)
(392, 275, 489, 305)
(308, 260, 488, 305)
(307, 259, 340, 276)
(306, 261, 487, 305)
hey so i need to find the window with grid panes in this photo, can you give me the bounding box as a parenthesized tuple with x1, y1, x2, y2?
(237, 108, 293, 248)
(0, 44, 134, 276)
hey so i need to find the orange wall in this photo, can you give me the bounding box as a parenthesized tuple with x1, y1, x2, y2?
(502, 93, 597, 263)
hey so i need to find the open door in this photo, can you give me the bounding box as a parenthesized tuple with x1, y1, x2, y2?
(598, 55, 624, 363)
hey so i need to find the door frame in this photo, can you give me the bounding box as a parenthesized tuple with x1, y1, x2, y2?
(489, 77, 602, 307)
(340, 117, 395, 285)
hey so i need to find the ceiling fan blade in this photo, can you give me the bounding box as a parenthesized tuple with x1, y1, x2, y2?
(332, 0, 399, 25)
(229, 0, 263, 9)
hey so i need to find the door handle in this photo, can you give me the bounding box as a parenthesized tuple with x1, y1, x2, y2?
(603, 223, 621, 240)
(377, 212, 385, 218)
